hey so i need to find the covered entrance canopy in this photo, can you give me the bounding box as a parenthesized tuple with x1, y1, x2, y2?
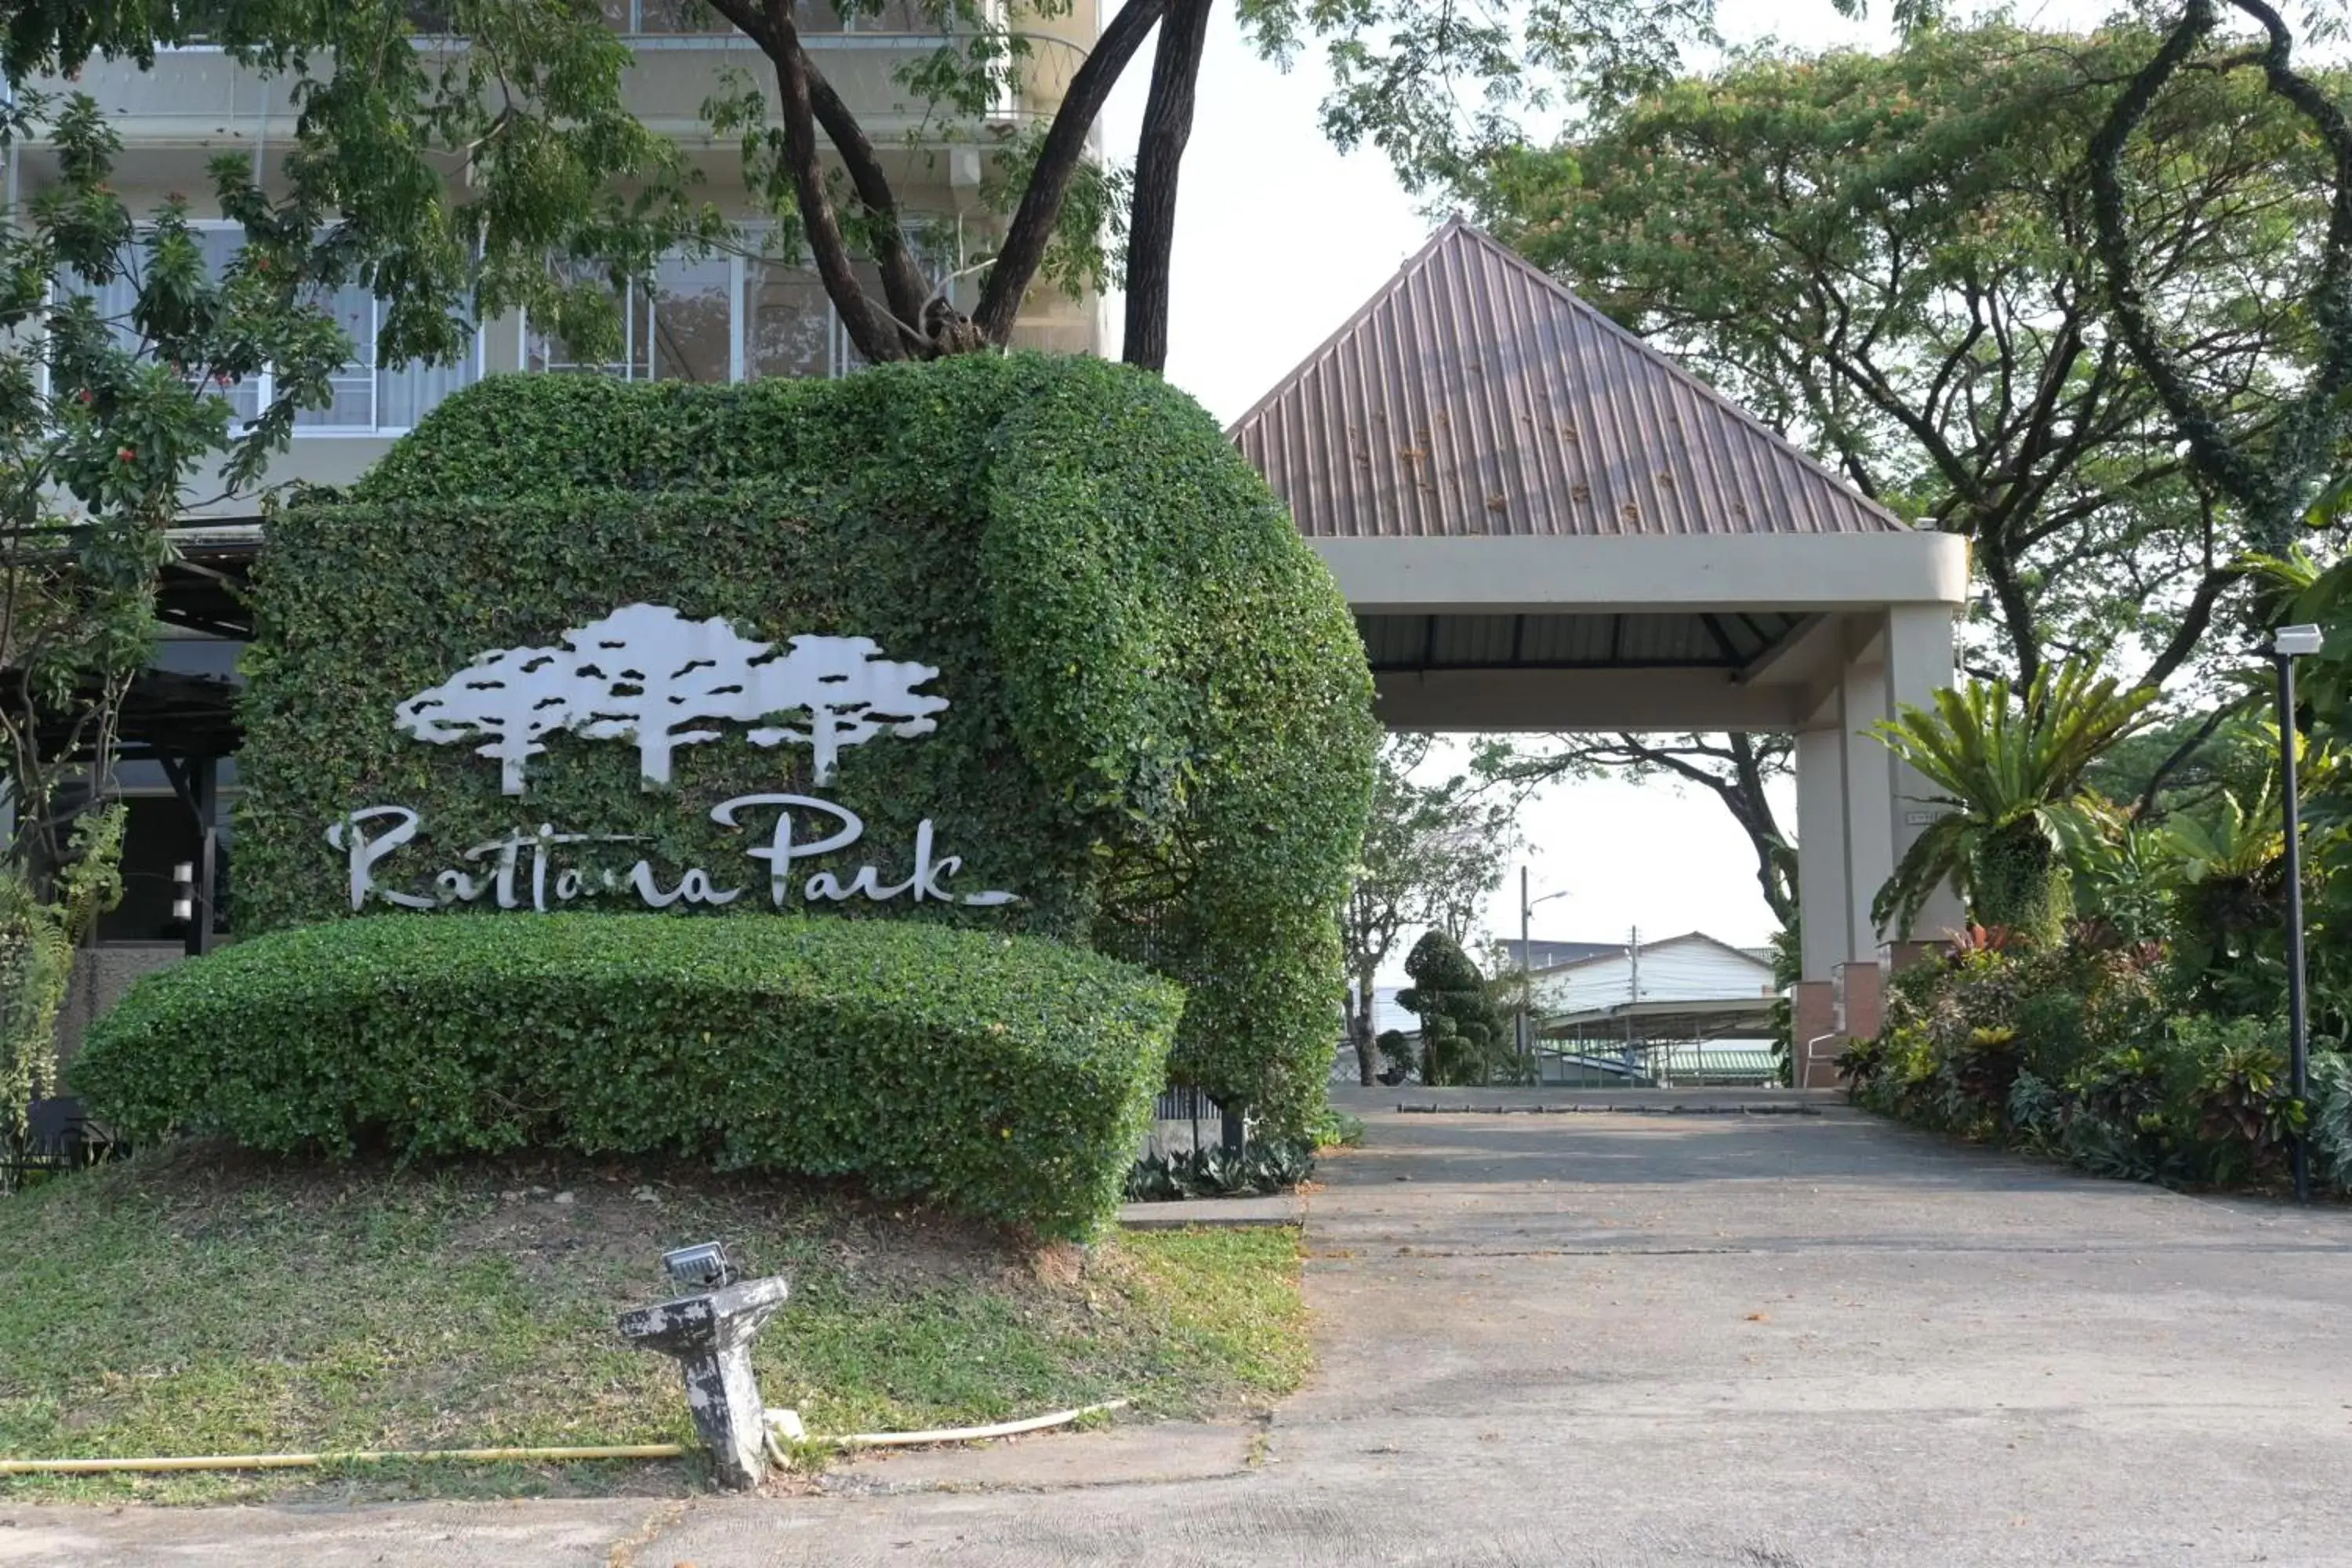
(1231, 220, 1969, 1083)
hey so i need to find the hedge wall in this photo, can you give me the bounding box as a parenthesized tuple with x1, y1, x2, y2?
(238, 355, 1377, 1132)
(73, 915, 1181, 1237)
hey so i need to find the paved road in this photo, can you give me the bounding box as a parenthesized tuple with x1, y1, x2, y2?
(11, 1093, 2352, 1566)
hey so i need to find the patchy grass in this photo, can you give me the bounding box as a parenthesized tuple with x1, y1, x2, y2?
(0, 1145, 1308, 1504)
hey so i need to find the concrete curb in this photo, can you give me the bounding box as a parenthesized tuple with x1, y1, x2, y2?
(1115, 1192, 1305, 1229)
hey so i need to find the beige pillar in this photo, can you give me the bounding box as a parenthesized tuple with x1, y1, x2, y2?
(1839, 633, 1895, 964)
(1884, 604, 1965, 942)
(1795, 724, 1849, 986)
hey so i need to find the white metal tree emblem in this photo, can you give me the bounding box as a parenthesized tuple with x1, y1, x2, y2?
(391, 605, 949, 793)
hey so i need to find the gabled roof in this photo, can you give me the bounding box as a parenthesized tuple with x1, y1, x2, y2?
(1530, 931, 1775, 977)
(1496, 938, 1624, 971)
(1230, 220, 1908, 540)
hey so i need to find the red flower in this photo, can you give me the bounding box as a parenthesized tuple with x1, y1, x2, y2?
(117, 446, 135, 463)
(75, 389, 91, 405)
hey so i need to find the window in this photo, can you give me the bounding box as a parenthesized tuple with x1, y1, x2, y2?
(526, 237, 931, 385)
(67, 227, 261, 423)
(62, 223, 480, 436)
(293, 280, 482, 433)
(599, 0, 937, 35)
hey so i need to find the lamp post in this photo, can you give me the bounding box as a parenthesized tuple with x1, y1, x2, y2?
(2273, 623, 2323, 1205)
(1519, 869, 1570, 1081)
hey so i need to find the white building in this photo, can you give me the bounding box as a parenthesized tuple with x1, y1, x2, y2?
(1529, 932, 1781, 1087)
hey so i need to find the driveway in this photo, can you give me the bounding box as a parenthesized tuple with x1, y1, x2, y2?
(11, 1093, 2352, 1566)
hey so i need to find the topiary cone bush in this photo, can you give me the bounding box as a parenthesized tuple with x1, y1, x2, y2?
(78, 357, 1375, 1225)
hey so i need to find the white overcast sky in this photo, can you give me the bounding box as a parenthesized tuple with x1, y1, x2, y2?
(1094, 0, 2116, 973)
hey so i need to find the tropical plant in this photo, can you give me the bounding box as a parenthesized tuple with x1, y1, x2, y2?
(1873, 662, 2159, 944)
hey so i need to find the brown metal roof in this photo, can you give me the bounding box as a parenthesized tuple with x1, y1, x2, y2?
(1230, 219, 1908, 539)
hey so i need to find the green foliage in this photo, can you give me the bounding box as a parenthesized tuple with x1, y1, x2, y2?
(71, 913, 1182, 1238)
(1873, 662, 2158, 943)
(1460, 20, 2332, 690)
(1123, 1138, 1316, 1201)
(238, 358, 1377, 1134)
(0, 807, 125, 1141)
(1853, 937, 2321, 1193)
(1397, 929, 1510, 1086)
(1341, 734, 1516, 1083)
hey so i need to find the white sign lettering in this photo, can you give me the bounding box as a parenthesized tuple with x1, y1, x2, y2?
(347, 608, 1018, 914)
(328, 795, 1018, 914)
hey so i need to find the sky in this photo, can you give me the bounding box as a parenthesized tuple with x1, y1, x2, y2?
(1092, 2, 1895, 973)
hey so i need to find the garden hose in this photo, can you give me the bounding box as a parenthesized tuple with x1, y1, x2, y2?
(0, 1399, 1131, 1476)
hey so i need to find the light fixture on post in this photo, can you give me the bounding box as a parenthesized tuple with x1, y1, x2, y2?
(171, 862, 196, 925)
(2272, 623, 2323, 1204)
(1519, 869, 1571, 1080)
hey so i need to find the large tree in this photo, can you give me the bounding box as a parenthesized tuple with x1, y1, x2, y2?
(2088, 0, 2352, 559)
(1454, 20, 2336, 694)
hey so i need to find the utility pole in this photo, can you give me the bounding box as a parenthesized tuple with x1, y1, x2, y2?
(1625, 925, 1642, 1083)
(1519, 870, 1570, 1085)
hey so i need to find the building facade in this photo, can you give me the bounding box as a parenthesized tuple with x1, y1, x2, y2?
(20, 2, 1108, 510)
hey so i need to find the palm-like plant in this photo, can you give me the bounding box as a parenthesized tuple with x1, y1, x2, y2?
(1873, 662, 2158, 945)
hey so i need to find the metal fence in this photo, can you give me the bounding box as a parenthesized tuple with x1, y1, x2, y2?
(0, 1097, 118, 1196)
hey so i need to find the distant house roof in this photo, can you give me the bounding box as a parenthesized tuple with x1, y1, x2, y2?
(1496, 938, 1623, 971)
(1229, 219, 1908, 541)
(1530, 931, 1773, 978)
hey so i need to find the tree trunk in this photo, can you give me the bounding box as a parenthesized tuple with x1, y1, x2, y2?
(1120, 0, 1214, 372)
(1969, 822, 2065, 946)
(1352, 967, 1377, 1086)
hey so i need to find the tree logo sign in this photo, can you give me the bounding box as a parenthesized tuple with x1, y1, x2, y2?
(333, 605, 1014, 916)
(391, 604, 949, 794)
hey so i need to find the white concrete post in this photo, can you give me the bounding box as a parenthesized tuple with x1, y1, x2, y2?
(1839, 637, 1896, 964)
(1884, 604, 1965, 941)
(1795, 724, 1849, 985)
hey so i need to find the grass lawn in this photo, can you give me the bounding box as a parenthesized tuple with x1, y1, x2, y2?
(0, 1145, 1310, 1504)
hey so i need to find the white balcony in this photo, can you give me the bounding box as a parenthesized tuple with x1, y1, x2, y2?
(25, 22, 1086, 159)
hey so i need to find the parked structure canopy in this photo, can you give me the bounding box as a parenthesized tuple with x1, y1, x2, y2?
(1232, 220, 1970, 1083)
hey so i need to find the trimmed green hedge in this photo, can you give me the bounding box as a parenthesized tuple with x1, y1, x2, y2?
(239, 356, 1377, 1134)
(71, 915, 1182, 1238)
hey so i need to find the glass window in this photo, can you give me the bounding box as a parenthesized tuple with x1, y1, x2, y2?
(746, 258, 831, 380)
(526, 232, 946, 388)
(649, 253, 732, 382)
(64, 227, 260, 423)
(65, 227, 475, 434)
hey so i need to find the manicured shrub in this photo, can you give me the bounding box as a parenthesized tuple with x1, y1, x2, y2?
(71, 915, 1184, 1238)
(238, 356, 1377, 1134)
(1398, 931, 1511, 1086)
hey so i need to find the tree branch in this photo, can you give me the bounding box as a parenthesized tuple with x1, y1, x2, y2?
(971, 0, 1167, 343)
(755, 0, 906, 363)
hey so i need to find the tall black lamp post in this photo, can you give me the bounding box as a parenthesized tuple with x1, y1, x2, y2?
(2273, 622, 2324, 1204)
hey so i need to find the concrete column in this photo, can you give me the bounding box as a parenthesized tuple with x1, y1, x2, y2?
(1839, 637, 1895, 964)
(1884, 604, 1965, 941)
(1795, 725, 1849, 985)
(1792, 978, 1840, 1089)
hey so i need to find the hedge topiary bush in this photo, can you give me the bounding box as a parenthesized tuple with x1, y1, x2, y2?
(237, 355, 1377, 1135)
(71, 915, 1182, 1237)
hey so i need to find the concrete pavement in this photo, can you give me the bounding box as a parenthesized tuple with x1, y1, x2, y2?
(10, 1093, 2352, 1565)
